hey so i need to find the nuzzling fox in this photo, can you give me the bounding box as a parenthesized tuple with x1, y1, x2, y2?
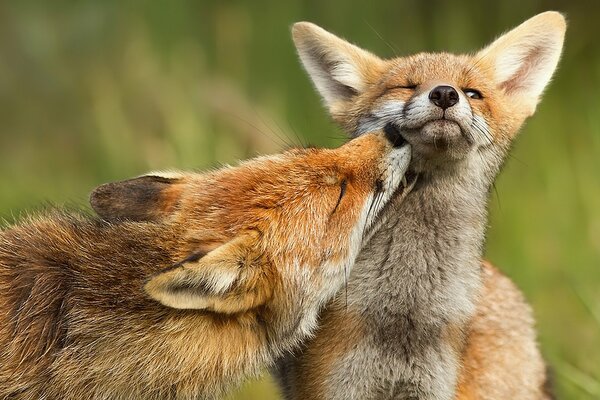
(0, 132, 411, 399)
(275, 12, 566, 400)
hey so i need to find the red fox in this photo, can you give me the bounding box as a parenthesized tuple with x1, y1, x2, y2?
(275, 12, 565, 400)
(0, 132, 411, 399)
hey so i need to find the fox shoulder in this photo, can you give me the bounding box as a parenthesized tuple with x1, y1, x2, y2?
(456, 261, 549, 400)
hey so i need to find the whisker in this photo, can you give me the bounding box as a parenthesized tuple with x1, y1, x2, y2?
(492, 182, 502, 212)
(348, 176, 384, 311)
(362, 193, 378, 239)
(281, 118, 306, 149)
(252, 106, 297, 148)
(344, 259, 349, 311)
(372, 191, 385, 225)
(225, 112, 289, 149)
(365, 20, 399, 57)
(463, 125, 476, 145)
(471, 115, 494, 146)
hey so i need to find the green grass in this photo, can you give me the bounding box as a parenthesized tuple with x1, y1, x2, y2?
(0, 1, 598, 398)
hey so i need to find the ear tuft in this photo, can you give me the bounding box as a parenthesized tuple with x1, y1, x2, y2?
(477, 11, 566, 115)
(90, 175, 183, 222)
(292, 22, 384, 112)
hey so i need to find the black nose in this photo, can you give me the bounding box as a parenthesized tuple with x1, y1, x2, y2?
(383, 123, 406, 148)
(429, 85, 459, 110)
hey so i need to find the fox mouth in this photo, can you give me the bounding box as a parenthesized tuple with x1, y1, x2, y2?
(383, 123, 408, 148)
(407, 118, 462, 137)
(366, 169, 418, 233)
(426, 118, 461, 129)
(387, 118, 469, 156)
(393, 170, 418, 199)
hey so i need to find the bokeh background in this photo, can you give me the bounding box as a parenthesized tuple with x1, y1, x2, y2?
(1, 0, 598, 398)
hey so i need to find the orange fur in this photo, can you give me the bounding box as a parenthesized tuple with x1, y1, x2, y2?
(454, 262, 551, 400)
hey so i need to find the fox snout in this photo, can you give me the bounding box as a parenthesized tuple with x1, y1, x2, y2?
(354, 78, 491, 167)
(398, 82, 483, 159)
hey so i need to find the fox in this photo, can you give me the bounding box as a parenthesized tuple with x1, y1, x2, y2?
(0, 132, 412, 399)
(274, 11, 566, 400)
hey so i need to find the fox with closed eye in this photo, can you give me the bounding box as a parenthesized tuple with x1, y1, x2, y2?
(275, 11, 565, 400)
(0, 132, 411, 399)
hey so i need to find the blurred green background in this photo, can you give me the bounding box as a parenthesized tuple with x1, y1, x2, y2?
(0, 0, 598, 398)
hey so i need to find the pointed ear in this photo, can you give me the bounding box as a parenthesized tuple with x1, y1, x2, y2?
(90, 173, 184, 222)
(145, 232, 273, 314)
(292, 22, 385, 114)
(476, 11, 566, 115)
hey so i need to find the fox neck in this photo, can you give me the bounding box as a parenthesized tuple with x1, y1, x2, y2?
(352, 150, 496, 337)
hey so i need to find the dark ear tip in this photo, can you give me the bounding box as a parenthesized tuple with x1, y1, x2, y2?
(89, 182, 116, 217)
(90, 182, 110, 204)
(88, 175, 181, 222)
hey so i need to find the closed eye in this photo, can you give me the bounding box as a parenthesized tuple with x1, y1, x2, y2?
(389, 84, 417, 91)
(331, 179, 347, 214)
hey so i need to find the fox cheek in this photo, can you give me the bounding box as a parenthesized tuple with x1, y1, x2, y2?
(356, 100, 406, 135)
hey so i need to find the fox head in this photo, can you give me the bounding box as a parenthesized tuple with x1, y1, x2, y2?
(90, 133, 410, 326)
(292, 12, 566, 177)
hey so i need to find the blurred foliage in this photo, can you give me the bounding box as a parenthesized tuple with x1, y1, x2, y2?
(0, 0, 599, 398)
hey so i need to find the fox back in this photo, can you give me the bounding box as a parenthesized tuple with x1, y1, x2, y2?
(0, 132, 411, 399)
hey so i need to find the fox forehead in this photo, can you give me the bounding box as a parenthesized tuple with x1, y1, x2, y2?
(378, 53, 494, 93)
(176, 139, 382, 223)
(222, 136, 387, 185)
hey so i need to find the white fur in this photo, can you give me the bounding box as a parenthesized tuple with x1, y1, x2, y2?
(148, 267, 239, 310)
(143, 170, 186, 179)
(200, 268, 239, 294)
(357, 100, 405, 134)
(155, 293, 212, 310)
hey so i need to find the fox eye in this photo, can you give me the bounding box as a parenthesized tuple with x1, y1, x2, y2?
(391, 84, 417, 91)
(332, 179, 347, 214)
(464, 88, 483, 99)
(338, 179, 347, 201)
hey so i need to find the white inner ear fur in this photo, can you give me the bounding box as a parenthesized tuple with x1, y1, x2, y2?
(477, 11, 566, 114)
(194, 266, 239, 295)
(155, 291, 214, 311)
(292, 22, 383, 109)
(145, 266, 240, 310)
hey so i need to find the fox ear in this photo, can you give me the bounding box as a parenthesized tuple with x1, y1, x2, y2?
(292, 22, 385, 114)
(145, 232, 273, 314)
(476, 11, 566, 116)
(90, 173, 184, 222)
